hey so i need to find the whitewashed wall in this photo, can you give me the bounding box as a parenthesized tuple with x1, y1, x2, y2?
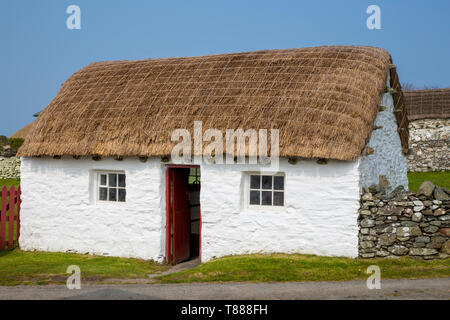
(358, 74, 408, 193)
(19, 157, 166, 262)
(21, 157, 361, 262)
(200, 158, 361, 261)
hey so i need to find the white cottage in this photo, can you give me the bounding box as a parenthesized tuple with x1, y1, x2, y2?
(18, 46, 409, 264)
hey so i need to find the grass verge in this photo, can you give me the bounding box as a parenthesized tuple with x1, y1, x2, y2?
(0, 179, 20, 188)
(407, 171, 450, 193)
(157, 253, 450, 283)
(1, 251, 448, 286)
(0, 249, 169, 286)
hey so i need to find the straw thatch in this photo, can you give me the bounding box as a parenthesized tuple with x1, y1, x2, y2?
(10, 122, 34, 140)
(18, 46, 408, 161)
(404, 88, 450, 120)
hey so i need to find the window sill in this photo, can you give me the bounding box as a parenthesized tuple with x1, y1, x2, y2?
(93, 200, 127, 206)
(243, 205, 286, 213)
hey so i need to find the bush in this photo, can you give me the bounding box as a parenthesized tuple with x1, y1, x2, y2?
(0, 135, 8, 147)
(8, 138, 24, 150)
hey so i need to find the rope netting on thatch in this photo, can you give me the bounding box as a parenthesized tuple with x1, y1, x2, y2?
(389, 68, 409, 153)
(403, 88, 450, 121)
(18, 46, 408, 161)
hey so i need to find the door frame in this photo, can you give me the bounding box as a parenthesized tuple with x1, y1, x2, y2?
(165, 164, 201, 264)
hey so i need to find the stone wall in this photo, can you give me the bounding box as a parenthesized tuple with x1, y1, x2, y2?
(407, 118, 449, 172)
(358, 182, 449, 260)
(0, 156, 20, 180)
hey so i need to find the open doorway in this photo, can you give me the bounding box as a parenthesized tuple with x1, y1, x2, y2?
(165, 165, 201, 265)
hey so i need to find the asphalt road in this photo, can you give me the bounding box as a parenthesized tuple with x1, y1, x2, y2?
(0, 278, 449, 300)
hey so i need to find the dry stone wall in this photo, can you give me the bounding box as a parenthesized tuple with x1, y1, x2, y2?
(407, 119, 449, 172)
(0, 156, 20, 179)
(358, 182, 450, 260)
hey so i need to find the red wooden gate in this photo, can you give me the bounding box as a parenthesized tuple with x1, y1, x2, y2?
(0, 185, 21, 250)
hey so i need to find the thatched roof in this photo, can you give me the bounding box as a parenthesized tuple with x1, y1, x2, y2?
(18, 46, 408, 161)
(404, 88, 450, 120)
(11, 122, 34, 140)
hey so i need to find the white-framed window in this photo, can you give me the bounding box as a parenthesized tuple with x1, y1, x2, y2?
(97, 172, 126, 202)
(248, 173, 285, 207)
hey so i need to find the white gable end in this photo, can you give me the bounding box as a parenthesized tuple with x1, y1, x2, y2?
(359, 74, 408, 193)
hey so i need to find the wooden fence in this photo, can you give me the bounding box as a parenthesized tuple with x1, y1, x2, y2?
(0, 185, 21, 250)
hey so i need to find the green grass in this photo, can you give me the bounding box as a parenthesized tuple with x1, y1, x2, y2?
(0, 251, 449, 286)
(0, 179, 20, 188)
(0, 249, 169, 286)
(407, 171, 450, 193)
(2, 251, 448, 286)
(157, 253, 450, 283)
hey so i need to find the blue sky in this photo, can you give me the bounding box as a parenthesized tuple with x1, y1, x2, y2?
(1, 0, 449, 136)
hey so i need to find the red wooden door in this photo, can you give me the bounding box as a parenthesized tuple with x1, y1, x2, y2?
(171, 169, 191, 264)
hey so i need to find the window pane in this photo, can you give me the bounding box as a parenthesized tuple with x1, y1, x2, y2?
(250, 175, 260, 189)
(99, 187, 108, 200)
(109, 188, 117, 201)
(250, 190, 260, 205)
(274, 176, 284, 190)
(262, 176, 272, 190)
(118, 174, 126, 187)
(261, 191, 272, 205)
(100, 174, 107, 186)
(118, 189, 126, 202)
(273, 192, 284, 206)
(108, 174, 117, 187)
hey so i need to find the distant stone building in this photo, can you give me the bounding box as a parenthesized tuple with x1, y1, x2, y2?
(404, 88, 450, 172)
